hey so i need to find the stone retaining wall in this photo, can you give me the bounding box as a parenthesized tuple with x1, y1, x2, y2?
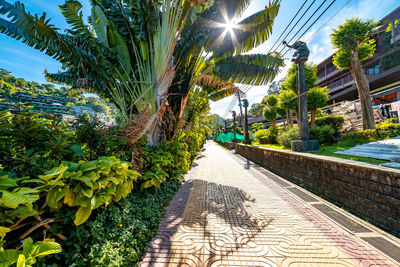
(234, 143, 400, 237)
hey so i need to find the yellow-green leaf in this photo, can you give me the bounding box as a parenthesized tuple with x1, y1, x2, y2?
(74, 207, 92, 226)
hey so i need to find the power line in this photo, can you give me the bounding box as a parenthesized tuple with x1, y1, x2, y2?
(266, 0, 310, 55)
(281, 0, 339, 57)
(279, 0, 329, 54)
(304, 0, 352, 43)
(223, 0, 347, 114)
(271, 0, 318, 54)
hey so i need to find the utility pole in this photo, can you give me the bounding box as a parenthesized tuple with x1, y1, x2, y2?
(224, 120, 227, 133)
(232, 111, 237, 142)
(237, 91, 245, 132)
(283, 41, 319, 152)
(243, 99, 250, 143)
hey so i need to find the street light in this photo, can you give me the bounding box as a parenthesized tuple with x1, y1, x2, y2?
(231, 110, 237, 142)
(242, 99, 250, 143)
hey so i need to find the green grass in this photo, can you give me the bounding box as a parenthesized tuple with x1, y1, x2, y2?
(310, 142, 389, 165)
(252, 142, 291, 151)
(253, 141, 388, 165)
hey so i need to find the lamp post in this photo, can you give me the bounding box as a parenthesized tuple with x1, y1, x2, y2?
(243, 99, 250, 143)
(283, 40, 319, 152)
(224, 120, 227, 133)
(231, 111, 237, 142)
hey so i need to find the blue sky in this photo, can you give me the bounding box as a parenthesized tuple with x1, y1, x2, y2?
(1, 0, 399, 117)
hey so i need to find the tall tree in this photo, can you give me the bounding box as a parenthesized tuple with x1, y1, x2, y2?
(307, 86, 329, 126)
(331, 18, 377, 130)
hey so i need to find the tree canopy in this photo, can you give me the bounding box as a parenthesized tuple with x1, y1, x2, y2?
(281, 63, 318, 92)
(331, 18, 377, 69)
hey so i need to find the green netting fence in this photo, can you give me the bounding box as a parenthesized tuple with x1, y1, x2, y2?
(213, 132, 244, 143)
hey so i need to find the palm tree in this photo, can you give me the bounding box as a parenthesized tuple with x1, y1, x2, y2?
(0, 0, 284, 144)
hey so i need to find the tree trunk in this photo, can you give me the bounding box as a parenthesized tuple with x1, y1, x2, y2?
(310, 109, 316, 127)
(349, 51, 375, 130)
(294, 110, 299, 125)
(288, 109, 293, 126)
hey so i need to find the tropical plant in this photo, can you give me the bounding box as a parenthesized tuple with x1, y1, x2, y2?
(0, 111, 83, 178)
(307, 86, 329, 126)
(0, 0, 284, 146)
(331, 18, 377, 130)
(0, 237, 61, 267)
(43, 157, 140, 226)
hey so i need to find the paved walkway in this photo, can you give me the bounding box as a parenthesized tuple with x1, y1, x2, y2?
(140, 141, 400, 266)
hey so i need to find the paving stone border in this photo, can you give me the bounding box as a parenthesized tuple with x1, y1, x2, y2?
(232, 142, 400, 237)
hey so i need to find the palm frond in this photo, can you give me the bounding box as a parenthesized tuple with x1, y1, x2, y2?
(209, 85, 238, 101)
(58, 0, 90, 35)
(213, 53, 284, 85)
(213, 0, 280, 58)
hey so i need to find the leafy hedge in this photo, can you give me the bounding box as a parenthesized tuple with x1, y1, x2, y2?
(254, 126, 279, 144)
(310, 125, 336, 145)
(41, 181, 181, 266)
(314, 115, 345, 132)
(341, 120, 400, 145)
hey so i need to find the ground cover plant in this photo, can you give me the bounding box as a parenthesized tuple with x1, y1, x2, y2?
(0, 111, 207, 266)
(39, 180, 181, 266)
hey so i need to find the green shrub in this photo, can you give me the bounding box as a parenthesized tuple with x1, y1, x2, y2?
(340, 120, 400, 145)
(310, 125, 335, 145)
(314, 115, 345, 132)
(254, 127, 279, 144)
(277, 126, 299, 148)
(142, 139, 190, 189)
(45, 181, 181, 266)
(0, 111, 83, 178)
(254, 129, 269, 143)
(341, 129, 380, 145)
(72, 114, 132, 161)
(377, 120, 400, 137)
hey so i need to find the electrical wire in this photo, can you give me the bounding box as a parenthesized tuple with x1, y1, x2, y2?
(279, 0, 329, 54)
(266, 0, 310, 55)
(272, 0, 318, 54)
(304, 0, 352, 43)
(223, 0, 350, 116)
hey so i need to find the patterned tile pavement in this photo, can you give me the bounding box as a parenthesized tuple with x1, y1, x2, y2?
(140, 141, 400, 266)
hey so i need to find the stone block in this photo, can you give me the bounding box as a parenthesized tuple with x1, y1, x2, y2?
(291, 139, 319, 152)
